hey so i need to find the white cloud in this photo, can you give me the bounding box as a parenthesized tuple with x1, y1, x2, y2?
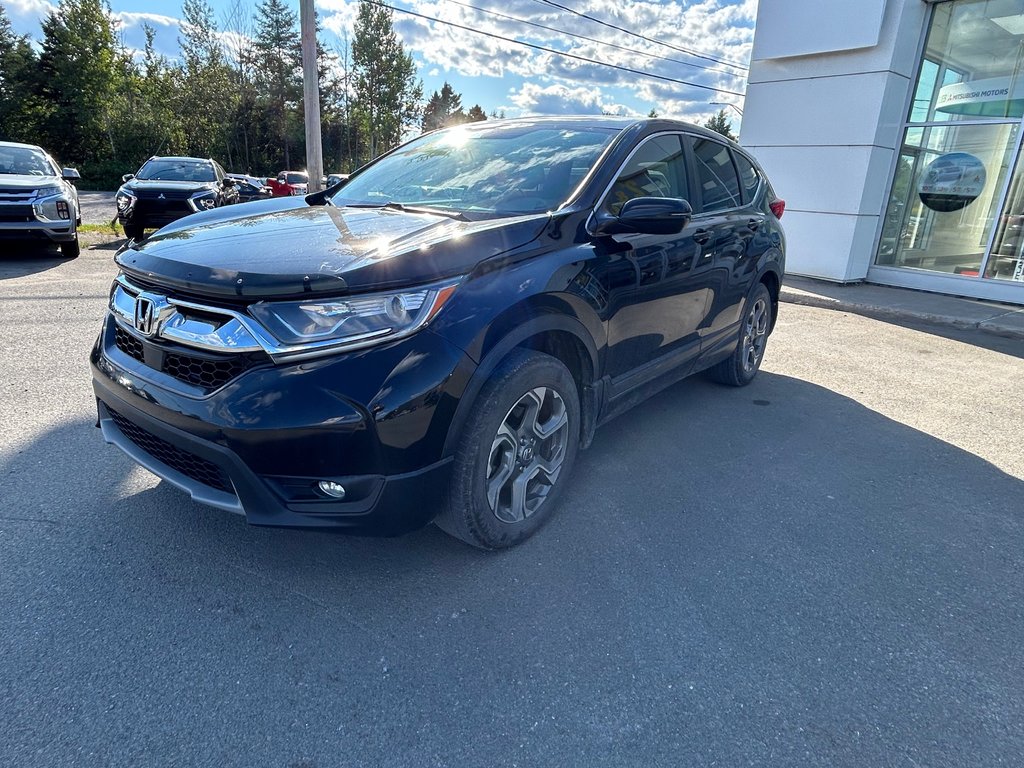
(508, 82, 632, 116)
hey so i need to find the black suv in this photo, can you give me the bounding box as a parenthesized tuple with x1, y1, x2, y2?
(115, 156, 238, 240)
(92, 118, 785, 549)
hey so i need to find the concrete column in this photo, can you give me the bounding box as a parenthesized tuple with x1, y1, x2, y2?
(741, 0, 930, 282)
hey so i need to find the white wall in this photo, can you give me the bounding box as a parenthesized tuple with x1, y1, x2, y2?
(742, 0, 929, 282)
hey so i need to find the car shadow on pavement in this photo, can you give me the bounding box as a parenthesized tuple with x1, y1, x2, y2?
(3, 372, 1023, 765)
(0, 244, 67, 279)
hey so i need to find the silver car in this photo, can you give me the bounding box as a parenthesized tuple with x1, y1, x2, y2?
(0, 141, 81, 258)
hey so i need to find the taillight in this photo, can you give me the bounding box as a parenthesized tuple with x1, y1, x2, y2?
(769, 199, 786, 219)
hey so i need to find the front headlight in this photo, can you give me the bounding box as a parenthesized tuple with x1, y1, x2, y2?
(247, 278, 461, 353)
(116, 187, 135, 211)
(188, 191, 217, 211)
(35, 185, 62, 199)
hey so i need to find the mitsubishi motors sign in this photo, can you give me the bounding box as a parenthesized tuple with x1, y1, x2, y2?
(936, 76, 1024, 118)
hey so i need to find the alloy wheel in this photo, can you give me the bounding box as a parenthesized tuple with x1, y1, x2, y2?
(485, 386, 569, 524)
(741, 297, 769, 372)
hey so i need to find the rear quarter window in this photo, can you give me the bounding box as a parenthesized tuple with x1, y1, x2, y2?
(733, 152, 761, 205)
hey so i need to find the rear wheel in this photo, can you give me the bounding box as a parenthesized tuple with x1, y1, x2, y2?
(436, 349, 580, 549)
(707, 282, 772, 387)
(59, 236, 80, 259)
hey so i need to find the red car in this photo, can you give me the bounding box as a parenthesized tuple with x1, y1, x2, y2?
(266, 171, 308, 197)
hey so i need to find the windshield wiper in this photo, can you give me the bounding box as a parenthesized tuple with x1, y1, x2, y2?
(342, 202, 469, 221)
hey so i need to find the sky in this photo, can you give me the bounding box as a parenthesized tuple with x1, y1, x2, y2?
(1, 0, 755, 130)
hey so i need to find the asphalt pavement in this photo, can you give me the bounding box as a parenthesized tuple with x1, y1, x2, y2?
(77, 191, 116, 226)
(1, 248, 1023, 767)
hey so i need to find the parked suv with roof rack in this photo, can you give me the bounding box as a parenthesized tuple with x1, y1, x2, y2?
(92, 117, 785, 549)
(115, 156, 239, 240)
(0, 141, 81, 258)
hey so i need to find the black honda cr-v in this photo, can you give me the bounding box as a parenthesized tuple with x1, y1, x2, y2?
(92, 117, 785, 548)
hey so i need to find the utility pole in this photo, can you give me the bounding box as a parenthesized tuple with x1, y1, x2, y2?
(300, 0, 324, 192)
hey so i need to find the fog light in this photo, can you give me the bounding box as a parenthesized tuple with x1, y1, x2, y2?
(56, 200, 70, 220)
(318, 480, 346, 499)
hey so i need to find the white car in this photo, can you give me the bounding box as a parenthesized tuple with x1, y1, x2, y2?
(0, 141, 81, 258)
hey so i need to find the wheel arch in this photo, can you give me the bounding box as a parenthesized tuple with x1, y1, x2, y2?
(442, 311, 601, 457)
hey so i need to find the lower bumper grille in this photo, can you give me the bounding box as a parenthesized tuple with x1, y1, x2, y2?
(107, 407, 232, 493)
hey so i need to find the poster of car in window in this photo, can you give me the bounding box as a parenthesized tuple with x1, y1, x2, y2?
(918, 152, 986, 212)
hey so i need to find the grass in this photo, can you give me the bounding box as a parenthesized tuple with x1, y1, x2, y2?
(79, 222, 123, 236)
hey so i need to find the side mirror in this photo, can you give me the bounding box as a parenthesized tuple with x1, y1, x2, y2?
(593, 197, 692, 236)
(222, 177, 236, 187)
(62, 168, 80, 180)
(122, 173, 134, 183)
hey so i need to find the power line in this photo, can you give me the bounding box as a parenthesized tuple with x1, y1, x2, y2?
(364, 0, 746, 98)
(532, 0, 749, 72)
(440, 0, 741, 78)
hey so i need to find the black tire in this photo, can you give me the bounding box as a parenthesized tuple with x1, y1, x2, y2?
(123, 224, 144, 241)
(707, 282, 773, 387)
(59, 237, 80, 259)
(436, 349, 581, 549)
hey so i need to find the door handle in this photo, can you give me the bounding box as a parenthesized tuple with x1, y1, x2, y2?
(747, 218, 761, 232)
(692, 229, 711, 244)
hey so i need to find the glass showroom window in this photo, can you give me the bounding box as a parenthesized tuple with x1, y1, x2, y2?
(877, 0, 1024, 283)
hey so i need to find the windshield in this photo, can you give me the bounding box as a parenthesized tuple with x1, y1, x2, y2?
(333, 124, 619, 216)
(0, 146, 56, 177)
(285, 172, 308, 184)
(136, 159, 216, 182)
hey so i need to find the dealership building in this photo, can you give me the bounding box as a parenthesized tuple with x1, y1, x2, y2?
(743, 0, 1024, 304)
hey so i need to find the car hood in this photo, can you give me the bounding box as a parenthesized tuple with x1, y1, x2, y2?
(0, 174, 63, 189)
(123, 179, 218, 194)
(116, 197, 552, 300)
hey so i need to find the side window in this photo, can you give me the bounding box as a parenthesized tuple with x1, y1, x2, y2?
(692, 138, 741, 212)
(606, 135, 689, 216)
(733, 152, 761, 204)
(214, 162, 225, 181)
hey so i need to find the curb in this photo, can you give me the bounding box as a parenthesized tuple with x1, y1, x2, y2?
(779, 287, 1024, 341)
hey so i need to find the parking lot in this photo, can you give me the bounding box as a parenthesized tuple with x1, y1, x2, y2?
(2, 246, 1023, 766)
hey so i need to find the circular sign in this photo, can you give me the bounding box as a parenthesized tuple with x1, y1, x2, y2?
(918, 152, 986, 212)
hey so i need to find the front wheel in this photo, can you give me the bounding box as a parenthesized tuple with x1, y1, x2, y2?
(122, 224, 144, 241)
(59, 236, 80, 259)
(707, 282, 773, 387)
(436, 349, 581, 549)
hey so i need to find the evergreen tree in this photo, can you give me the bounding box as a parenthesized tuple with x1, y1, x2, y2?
(466, 104, 486, 123)
(0, 6, 40, 142)
(36, 0, 121, 165)
(253, 0, 302, 169)
(352, 0, 421, 160)
(704, 108, 736, 141)
(421, 81, 463, 132)
(178, 0, 236, 161)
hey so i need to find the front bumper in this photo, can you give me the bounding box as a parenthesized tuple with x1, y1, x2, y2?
(91, 315, 475, 534)
(0, 220, 77, 243)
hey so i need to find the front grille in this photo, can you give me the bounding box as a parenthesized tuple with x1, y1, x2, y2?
(113, 323, 264, 391)
(107, 407, 232, 493)
(134, 188, 195, 201)
(0, 188, 35, 203)
(0, 204, 35, 223)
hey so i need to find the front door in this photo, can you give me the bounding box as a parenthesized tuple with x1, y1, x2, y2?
(599, 133, 709, 390)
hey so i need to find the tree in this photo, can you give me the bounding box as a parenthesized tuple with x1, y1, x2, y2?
(421, 81, 463, 132)
(0, 6, 40, 142)
(36, 0, 122, 165)
(253, 0, 301, 169)
(352, 0, 421, 161)
(647, 107, 659, 118)
(466, 104, 486, 123)
(704, 108, 736, 141)
(178, 0, 236, 160)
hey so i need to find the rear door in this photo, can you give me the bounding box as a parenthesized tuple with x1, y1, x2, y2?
(687, 136, 753, 351)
